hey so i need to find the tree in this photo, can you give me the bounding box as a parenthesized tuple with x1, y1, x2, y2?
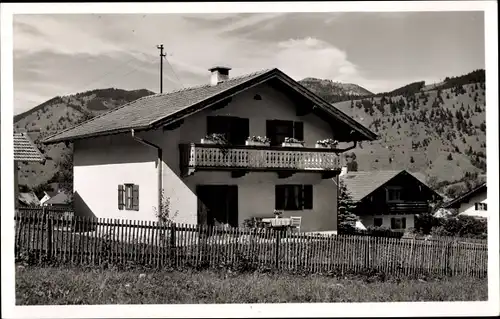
(51, 151, 74, 195)
(337, 180, 358, 234)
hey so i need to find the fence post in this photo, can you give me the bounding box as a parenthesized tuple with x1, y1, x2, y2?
(364, 237, 370, 269)
(275, 230, 281, 269)
(170, 223, 176, 265)
(445, 241, 452, 276)
(46, 210, 53, 260)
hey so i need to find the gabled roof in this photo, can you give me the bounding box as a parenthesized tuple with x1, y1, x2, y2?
(18, 191, 41, 206)
(14, 132, 44, 162)
(45, 192, 72, 205)
(441, 183, 487, 209)
(340, 170, 436, 201)
(42, 68, 377, 144)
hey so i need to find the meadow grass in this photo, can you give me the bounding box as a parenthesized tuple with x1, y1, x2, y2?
(15, 265, 487, 305)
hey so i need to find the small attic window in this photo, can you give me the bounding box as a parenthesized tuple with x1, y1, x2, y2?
(253, 94, 262, 100)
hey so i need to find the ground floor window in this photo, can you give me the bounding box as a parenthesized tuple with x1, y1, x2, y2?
(118, 184, 139, 211)
(390, 217, 406, 230)
(275, 185, 313, 211)
(475, 203, 487, 211)
(373, 217, 383, 227)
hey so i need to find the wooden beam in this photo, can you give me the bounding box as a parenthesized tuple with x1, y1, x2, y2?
(231, 170, 247, 178)
(163, 119, 184, 131)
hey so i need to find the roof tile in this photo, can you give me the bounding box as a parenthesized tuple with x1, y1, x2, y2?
(13, 132, 44, 162)
(340, 170, 428, 201)
(43, 69, 273, 143)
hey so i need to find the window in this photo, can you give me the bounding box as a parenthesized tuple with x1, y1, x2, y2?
(374, 217, 383, 227)
(390, 217, 406, 230)
(386, 187, 402, 202)
(475, 203, 487, 211)
(266, 120, 304, 146)
(206, 116, 249, 145)
(275, 185, 313, 211)
(118, 184, 139, 211)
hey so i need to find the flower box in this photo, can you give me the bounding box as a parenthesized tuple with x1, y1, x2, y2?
(282, 137, 304, 147)
(315, 143, 329, 148)
(315, 139, 339, 149)
(245, 140, 270, 146)
(201, 138, 217, 144)
(282, 142, 304, 147)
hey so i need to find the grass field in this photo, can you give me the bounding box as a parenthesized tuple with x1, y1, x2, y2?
(15, 265, 487, 304)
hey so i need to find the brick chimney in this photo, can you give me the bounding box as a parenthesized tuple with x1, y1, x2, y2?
(209, 66, 231, 86)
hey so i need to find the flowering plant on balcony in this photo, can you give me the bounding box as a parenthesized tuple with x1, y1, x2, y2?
(282, 137, 304, 147)
(315, 138, 339, 148)
(273, 209, 283, 218)
(202, 133, 228, 145)
(246, 135, 270, 146)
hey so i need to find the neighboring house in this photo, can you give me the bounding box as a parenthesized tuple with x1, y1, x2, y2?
(18, 191, 41, 207)
(43, 67, 377, 232)
(340, 169, 442, 232)
(44, 192, 72, 208)
(441, 183, 487, 219)
(13, 132, 44, 208)
(40, 183, 63, 206)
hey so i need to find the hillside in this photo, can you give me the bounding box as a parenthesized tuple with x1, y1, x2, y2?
(301, 69, 486, 196)
(298, 78, 373, 103)
(14, 88, 155, 188)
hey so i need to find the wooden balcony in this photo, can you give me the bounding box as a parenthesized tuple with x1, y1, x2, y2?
(386, 202, 430, 214)
(179, 143, 341, 178)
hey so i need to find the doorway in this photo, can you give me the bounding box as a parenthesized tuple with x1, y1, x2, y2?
(197, 185, 238, 227)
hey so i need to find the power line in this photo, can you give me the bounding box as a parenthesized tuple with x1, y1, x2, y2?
(96, 56, 158, 89)
(79, 56, 144, 91)
(164, 55, 184, 89)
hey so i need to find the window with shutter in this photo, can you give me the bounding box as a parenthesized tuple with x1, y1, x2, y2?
(401, 217, 406, 229)
(293, 122, 304, 141)
(275, 185, 285, 210)
(267, 120, 296, 146)
(124, 184, 134, 210)
(118, 185, 125, 210)
(132, 185, 139, 211)
(275, 184, 312, 211)
(302, 185, 313, 209)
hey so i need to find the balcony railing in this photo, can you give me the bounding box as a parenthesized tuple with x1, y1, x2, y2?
(386, 202, 430, 213)
(180, 143, 341, 176)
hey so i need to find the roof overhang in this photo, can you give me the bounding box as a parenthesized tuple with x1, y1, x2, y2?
(441, 183, 487, 208)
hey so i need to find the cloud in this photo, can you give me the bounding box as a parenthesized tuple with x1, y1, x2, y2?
(12, 12, 485, 114)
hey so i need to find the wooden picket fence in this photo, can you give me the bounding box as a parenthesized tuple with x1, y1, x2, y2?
(14, 209, 488, 278)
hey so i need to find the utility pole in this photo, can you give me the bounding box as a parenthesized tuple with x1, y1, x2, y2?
(157, 44, 166, 93)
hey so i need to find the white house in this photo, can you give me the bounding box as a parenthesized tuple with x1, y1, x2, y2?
(43, 67, 377, 232)
(441, 183, 487, 219)
(39, 183, 64, 206)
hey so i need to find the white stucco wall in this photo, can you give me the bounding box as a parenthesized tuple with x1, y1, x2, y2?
(457, 192, 487, 218)
(359, 214, 415, 231)
(72, 82, 341, 231)
(73, 134, 158, 221)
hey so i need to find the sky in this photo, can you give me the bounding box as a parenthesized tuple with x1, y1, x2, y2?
(13, 11, 485, 115)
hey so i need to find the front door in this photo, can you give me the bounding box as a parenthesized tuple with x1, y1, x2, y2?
(197, 185, 238, 227)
